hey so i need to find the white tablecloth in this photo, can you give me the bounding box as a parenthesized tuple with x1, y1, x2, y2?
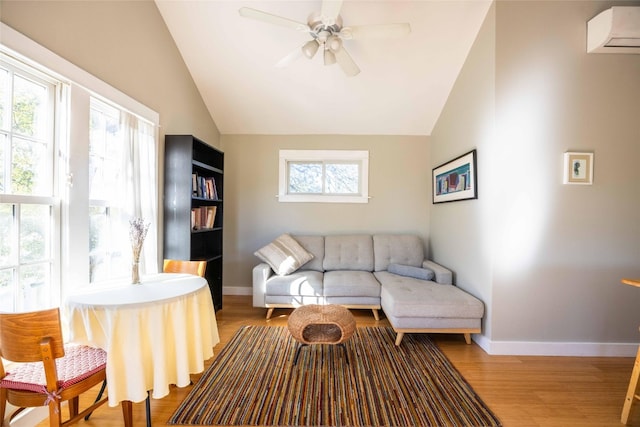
(65, 273, 220, 406)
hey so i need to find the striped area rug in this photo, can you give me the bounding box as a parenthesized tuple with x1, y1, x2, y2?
(168, 326, 500, 426)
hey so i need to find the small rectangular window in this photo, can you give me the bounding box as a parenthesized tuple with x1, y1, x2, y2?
(279, 150, 369, 203)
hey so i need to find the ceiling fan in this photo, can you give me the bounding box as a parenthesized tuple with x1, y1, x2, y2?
(239, 0, 411, 77)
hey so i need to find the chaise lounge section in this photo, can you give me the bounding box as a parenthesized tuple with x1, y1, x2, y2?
(253, 233, 484, 345)
(376, 261, 484, 345)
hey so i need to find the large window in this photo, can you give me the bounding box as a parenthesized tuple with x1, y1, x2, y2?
(0, 56, 58, 312)
(88, 98, 157, 283)
(1, 25, 159, 312)
(278, 150, 369, 203)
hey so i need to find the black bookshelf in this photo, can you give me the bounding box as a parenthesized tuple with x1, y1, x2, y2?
(163, 135, 223, 310)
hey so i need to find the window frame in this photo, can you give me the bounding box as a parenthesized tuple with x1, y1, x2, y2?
(1, 23, 160, 306)
(278, 149, 369, 203)
(0, 55, 61, 310)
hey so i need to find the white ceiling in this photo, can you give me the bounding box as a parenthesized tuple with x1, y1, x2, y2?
(155, 1, 492, 136)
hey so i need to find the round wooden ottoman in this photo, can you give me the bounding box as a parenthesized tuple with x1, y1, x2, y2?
(287, 304, 356, 365)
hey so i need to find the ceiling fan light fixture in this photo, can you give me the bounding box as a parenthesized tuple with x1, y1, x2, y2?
(327, 35, 343, 53)
(301, 40, 319, 59)
(324, 48, 337, 65)
(238, 2, 410, 77)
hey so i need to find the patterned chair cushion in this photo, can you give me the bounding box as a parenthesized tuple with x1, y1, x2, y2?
(0, 344, 106, 393)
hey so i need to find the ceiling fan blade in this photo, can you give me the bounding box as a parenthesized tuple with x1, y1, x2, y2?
(275, 45, 305, 68)
(276, 39, 320, 68)
(239, 7, 310, 32)
(334, 46, 360, 77)
(320, 0, 343, 26)
(340, 23, 411, 40)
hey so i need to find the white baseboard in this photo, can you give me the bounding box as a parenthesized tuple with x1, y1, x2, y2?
(473, 333, 638, 357)
(223, 286, 252, 296)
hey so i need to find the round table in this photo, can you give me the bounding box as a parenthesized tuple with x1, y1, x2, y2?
(65, 273, 219, 419)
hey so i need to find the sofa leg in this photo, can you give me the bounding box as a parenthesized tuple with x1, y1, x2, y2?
(395, 332, 404, 346)
(266, 308, 274, 320)
(372, 309, 380, 321)
(464, 333, 472, 344)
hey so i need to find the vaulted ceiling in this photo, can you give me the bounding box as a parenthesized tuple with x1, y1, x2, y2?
(155, 1, 492, 136)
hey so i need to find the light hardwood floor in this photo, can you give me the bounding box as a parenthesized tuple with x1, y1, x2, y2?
(32, 295, 639, 427)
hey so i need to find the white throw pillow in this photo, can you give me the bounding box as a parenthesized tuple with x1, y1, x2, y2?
(254, 234, 314, 276)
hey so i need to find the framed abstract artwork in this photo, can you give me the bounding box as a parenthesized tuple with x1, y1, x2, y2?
(563, 152, 593, 185)
(432, 149, 477, 204)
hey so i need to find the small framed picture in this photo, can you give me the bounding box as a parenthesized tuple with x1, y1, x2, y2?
(432, 149, 477, 203)
(563, 152, 593, 185)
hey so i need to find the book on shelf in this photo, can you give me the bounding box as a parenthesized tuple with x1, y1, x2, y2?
(192, 174, 219, 200)
(205, 178, 218, 200)
(205, 206, 217, 228)
(191, 206, 217, 230)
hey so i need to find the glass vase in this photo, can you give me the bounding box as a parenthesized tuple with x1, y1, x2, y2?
(132, 261, 140, 284)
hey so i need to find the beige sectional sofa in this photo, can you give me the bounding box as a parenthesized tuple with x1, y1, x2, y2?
(253, 233, 484, 345)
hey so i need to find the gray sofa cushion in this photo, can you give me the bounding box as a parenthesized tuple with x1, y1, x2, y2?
(376, 271, 484, 319)
(325, 296, 381, 306)
(265, 270, 323, 297)
(323, 235, 374, 271)
(373, 235, 424, 272)
(292, 235, 324, 272)
(265, 295, 324, 305)
(388, 263, 434, 281)
(324, 270, 381, 298)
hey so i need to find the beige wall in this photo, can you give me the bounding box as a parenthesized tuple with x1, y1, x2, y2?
(221, 134, 430, 289)
(429, 3, 497, 339)
(431, 0, 640, 352)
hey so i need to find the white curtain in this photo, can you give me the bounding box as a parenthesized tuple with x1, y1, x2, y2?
(121, 111, 158, 275)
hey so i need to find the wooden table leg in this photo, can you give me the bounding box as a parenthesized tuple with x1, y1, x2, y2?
(121, 400, 133, 427)
(118, 396, 150, 427)
(622, 344, 640, 424)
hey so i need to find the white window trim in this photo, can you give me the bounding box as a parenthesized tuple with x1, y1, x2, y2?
(278, 149, 369, 203)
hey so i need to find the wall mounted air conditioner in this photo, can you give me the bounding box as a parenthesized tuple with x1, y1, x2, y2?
(587, 6, 640, 54)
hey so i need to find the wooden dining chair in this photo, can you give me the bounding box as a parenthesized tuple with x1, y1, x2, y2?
(163, 259, 207, 277)
(0, 308, 132, 427)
